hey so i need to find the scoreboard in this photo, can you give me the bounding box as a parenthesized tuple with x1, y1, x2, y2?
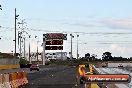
(46, 40, 63, 45)
(45, 46, 63, 50)
(43, 33, 67, 40)
(43, 33, 67, 50)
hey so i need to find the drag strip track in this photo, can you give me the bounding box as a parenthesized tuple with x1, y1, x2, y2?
(24, 66, 85, 88)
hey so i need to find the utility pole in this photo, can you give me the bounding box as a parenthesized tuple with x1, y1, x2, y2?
(15, 8, 17, 58)
(0, 5, 2, 41)
(42, 34, 46, 65)
(70, 34, 74, 59)
(14, 8, 19, 58)
(77, 35, 79, 59)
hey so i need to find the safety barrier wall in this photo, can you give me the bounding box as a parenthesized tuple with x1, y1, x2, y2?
(0, 58, 20, 70)
(0, 71, 28, 88)
(0, 64, 20, 70)
(0, 58, 20, 65)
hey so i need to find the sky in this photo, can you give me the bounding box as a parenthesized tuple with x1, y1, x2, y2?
(0, 0, 132, 58)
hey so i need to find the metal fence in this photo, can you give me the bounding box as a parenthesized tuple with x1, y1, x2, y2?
(0, 58, 20, 65)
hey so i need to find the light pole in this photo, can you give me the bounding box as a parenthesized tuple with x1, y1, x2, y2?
(18, 30, 28, 60)
(23, 32, 28, 60)
(37, 41, 38, 62)
(18, 19, 27, 59)
(14, 8, 19, 58)
(77, 35, 79, 59)
(35, 36, 39, 62)
(23, 37, 25, 59)
(70, 34, 74, 59)
(42, 34, 46, 65)
(29, 35, 31, 63)
(19, 32, 22, 59)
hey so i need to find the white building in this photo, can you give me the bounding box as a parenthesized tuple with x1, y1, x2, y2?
(45, 52, 56, 60)
(56, 52, 67, 60)
(45, 52, 67, 61)
(25, 52, 67, 61)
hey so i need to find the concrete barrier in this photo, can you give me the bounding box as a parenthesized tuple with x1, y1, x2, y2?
(0, 71, 28, 88)
(0, 74, 5, 88)
(3, 73, 11, 88)
(0, 64, 20, 70)
(0, 58, 20, 70)
(17, 72, 22, 87)
(10, 72, 19, 88)
(22, 71, 28, 85)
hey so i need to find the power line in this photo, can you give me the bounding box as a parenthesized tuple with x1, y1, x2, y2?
(22, 28, 132, 35)
(1, 26, 132, 45)
(1, 26, 132, 35)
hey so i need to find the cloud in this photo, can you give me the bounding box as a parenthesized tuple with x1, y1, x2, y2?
(110, 44, 125, 53)
(69, 23, 96, 27)
(101, 18, 132, 30)
(62, 17, 132, 30)
(110, 44, 132, 57)
(62, 21, 103, 28)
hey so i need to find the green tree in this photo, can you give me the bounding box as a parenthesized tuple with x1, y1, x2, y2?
(102, 52, 113, 61)
(19, 58, 29, 64)
(85, 53, 90, 61)
(91, 54, 97, 61)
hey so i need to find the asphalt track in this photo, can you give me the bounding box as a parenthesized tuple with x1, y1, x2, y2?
(23, 66, 85, 88)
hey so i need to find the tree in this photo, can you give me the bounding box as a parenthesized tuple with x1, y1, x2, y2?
(130, 57, 132, 61)
(85, 53, 90, 61)
(85, 53, 90, 58)
(91, 54, 97, 61)
(102, 52, 113, 61)
(19, 58, 29, 65)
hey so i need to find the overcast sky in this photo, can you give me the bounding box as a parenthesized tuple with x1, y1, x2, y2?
(0, 0, 132, 58)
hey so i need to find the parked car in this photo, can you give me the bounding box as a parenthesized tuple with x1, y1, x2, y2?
(30, 64, 39, 71)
